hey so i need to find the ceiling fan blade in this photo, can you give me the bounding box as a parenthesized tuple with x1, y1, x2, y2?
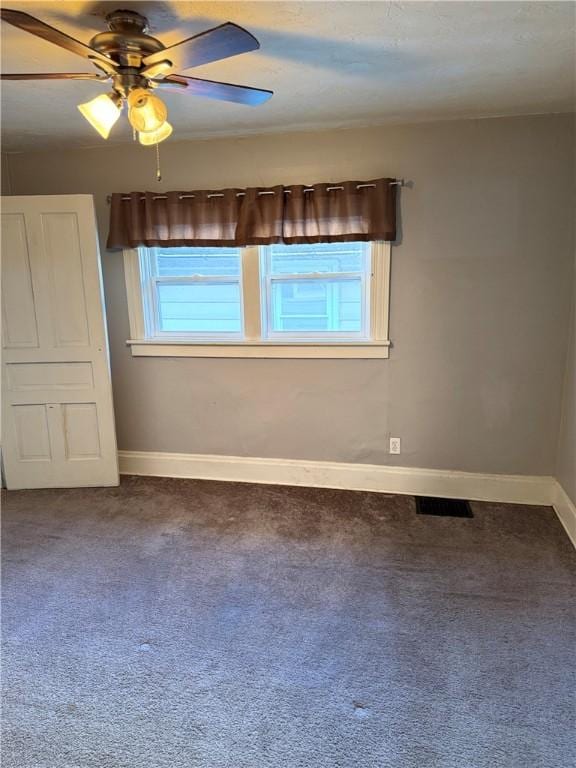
(0, 9, 114, 67)
(1, 73, 108, 81)
(156, 75, 273, 106)
(143, 22, 260, 73)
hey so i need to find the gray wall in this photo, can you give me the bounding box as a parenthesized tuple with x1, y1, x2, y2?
(5, 114, 575, 474)
(556, 249, 576, 502)
(1, 155, 11, 195)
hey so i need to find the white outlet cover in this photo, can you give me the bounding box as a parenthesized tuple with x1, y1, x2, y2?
(389, 437, 401, 454)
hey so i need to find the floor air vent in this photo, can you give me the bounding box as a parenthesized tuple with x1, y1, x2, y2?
(416, 496, 473, 518)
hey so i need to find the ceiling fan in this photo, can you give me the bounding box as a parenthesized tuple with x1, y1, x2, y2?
(0, 8, 273, 145)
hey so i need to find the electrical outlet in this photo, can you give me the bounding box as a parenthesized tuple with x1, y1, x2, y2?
(389, 437, 401, 455)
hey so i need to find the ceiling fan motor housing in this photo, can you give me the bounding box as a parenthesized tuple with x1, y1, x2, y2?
(90, 10, 165, 68)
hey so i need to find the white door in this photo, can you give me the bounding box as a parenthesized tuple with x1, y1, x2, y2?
(1, 195, 118, 489)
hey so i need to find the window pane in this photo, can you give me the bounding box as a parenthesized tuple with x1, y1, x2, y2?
(155, 247, 240, 277)
(263, 242, 369, 337)
(270, 278, 363, 332)
(157, 282, 242, 333)
(269, 242, 365, 275)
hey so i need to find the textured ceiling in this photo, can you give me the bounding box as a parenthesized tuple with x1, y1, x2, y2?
(1, 1, 575, 151)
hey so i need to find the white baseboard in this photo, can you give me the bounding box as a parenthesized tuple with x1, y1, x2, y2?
(118, 450, 554, 504)
(551, 480, 576, 549)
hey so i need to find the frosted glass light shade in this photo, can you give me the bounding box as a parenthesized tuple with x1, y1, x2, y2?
(77, 93, 121, 139)
(128, 88, 167, 133)
(138, 121, 173, 145)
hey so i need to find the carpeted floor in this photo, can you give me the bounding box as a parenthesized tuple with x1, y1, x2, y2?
(2, 475, 575, 768)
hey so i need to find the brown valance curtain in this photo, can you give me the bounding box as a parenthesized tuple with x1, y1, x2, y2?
(106, 178, 397, 249)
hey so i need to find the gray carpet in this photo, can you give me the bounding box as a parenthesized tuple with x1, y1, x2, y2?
(2, 476, 575, 768)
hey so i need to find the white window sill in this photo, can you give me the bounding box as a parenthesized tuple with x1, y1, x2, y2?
(126, 340, 391, 359)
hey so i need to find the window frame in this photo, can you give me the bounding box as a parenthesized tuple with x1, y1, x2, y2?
(124, 241, 391, 359)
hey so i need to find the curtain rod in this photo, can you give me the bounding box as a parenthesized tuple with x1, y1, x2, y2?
(106, 180, 405, 204)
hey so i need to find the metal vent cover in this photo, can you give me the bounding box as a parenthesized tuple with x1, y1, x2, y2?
(415, 496, 473, 518)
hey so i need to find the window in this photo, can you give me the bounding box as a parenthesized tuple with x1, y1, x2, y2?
(124, 241, 391, 358)
(139, 247, 243, 339)
(260, 243, 370, 340)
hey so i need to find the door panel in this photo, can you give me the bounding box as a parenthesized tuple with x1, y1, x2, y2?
(13, 404, 51, 461)
(1, 213, 39, 348)
(1, 195, 118, 489)
(43, 211, 91, 347)
(6, 362, 94, 391)
(62, 403, 101, 459)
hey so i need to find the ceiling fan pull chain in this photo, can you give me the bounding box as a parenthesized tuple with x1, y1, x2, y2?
(156, 142, 162, 182)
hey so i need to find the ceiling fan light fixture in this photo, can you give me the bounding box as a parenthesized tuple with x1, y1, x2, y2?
(127, 88, 167, 133)
(77, 92, 122, 139)
(1, 7, 272, 178)
(138, 121, 173, 146)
